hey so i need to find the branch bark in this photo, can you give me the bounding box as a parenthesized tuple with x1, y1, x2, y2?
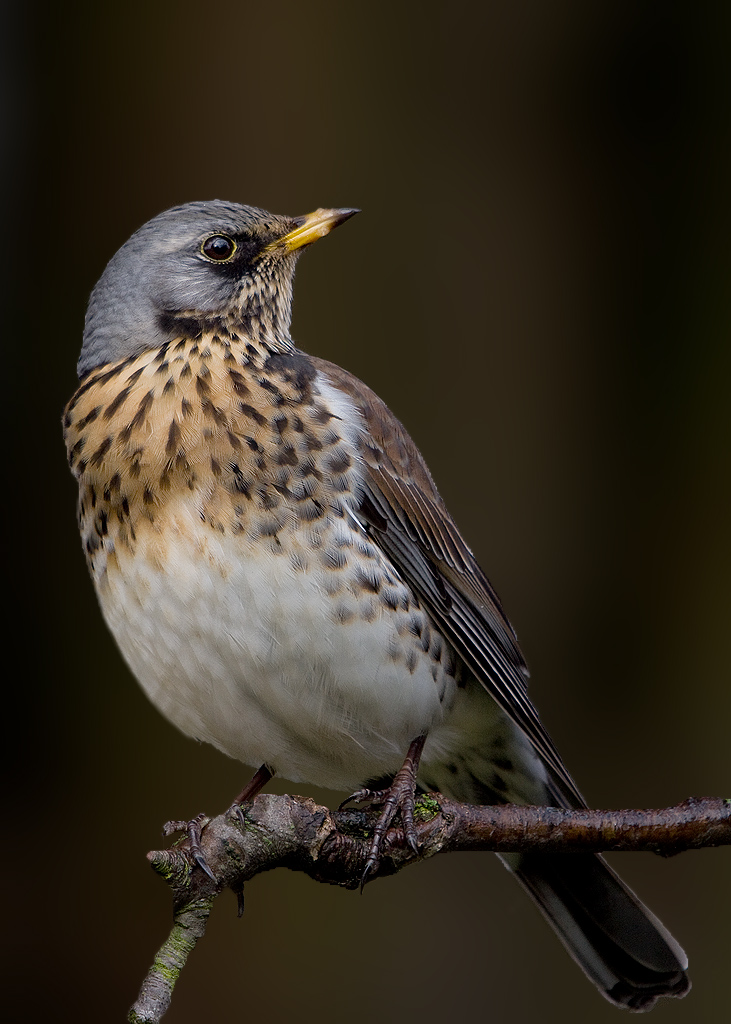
(128, 794, 731, 1023)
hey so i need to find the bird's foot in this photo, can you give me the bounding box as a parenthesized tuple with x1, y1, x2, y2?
(163, 813, 216, 881)
(340, 735, 427, 889)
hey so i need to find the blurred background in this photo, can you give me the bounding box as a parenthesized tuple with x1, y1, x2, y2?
(6, 1, 730, 1021)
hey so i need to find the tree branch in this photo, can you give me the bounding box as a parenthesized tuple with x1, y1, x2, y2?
(128, 794, 731, 1023)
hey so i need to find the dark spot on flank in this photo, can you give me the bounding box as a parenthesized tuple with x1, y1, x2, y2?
(166, 420, 182, 456)
(231, 464, 251, 497)
(289, 551, 308, 572)
(326, 450, 352, 474)
(493, 757, 514, 773)
(153, 343, 170, 364)
(245, 436, 260, 451)
(202, 399, 227, 425)
(302, 433, 323, 452)
(323, 547, 347, 569)
(78, 406, 101, 428)
(227, 430, 242, 450)
(103, 386, 133, 419)
(258, 489, 281, 511)
(331, 474, 350, 493)
(386, 636, 401, 661)
(70, 437, 86, 460)
(143, 487, 155, 505)
(335, 604, 355, 625)
(129, 390, 154, 430)
(275, 444, 297, 467)
(290, 477, 317, 501)
(355, 566, 381, 593)
(408, 615, 423, 639)
(117, 422, 133, 444)
(419, 623, 431, 652)
(121, 497, 130, 518)
(257, 377, 280, 396)
(240, 403, 267, 426)
(299, 499, 325, 522)
(228, 368, 250, 397)
(273, 413, 288, 434)
(298, 460, 322, 481)
(312, 404, 334, 424)
(85, 356, 134, 390)
(195, 374, 211, 397)
(430, 636, 443, 663)
(90, 437, 112, 467)
(181, 397, 193, 418)
(383, 588, 400, 612)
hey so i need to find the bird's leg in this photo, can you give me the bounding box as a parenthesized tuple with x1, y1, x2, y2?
(341, 735, 427, 887)
(232, 763, 274, 828)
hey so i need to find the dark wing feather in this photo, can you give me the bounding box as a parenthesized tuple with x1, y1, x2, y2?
(311, 356, 583, 806)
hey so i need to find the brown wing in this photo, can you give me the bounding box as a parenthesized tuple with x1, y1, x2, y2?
(310, 355, 583, 806)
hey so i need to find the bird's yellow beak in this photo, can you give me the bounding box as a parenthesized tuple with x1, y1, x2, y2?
(269, 208, 360, 254)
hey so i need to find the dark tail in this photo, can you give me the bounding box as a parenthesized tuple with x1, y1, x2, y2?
(509, 851, 689, 1011)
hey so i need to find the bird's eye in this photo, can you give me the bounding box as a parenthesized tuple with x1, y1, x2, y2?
(201, 234, 237, 262)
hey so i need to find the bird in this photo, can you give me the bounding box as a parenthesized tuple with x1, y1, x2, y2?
(64, 200, 689, 1011)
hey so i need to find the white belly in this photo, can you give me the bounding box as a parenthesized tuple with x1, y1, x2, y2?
(98, 509, 457, 790)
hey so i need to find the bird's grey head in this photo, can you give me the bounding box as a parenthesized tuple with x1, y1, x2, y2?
(78, 200, 358, 379)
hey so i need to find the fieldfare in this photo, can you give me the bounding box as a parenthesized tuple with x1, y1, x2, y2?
(64, 201, 689, 1010)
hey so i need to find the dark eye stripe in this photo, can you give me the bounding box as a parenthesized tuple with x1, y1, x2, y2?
(201, 235, 237, 261)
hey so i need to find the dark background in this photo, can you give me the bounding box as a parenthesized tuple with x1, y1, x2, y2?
(7, 2, 730, 1021)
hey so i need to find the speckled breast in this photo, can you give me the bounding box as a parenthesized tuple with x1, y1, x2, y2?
(63, 332, 459, 787)
(63, 333, 368, 581)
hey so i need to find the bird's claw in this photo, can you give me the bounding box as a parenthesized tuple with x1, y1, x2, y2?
(162, 812, 216, 881)
(338, 786, 389, 811)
